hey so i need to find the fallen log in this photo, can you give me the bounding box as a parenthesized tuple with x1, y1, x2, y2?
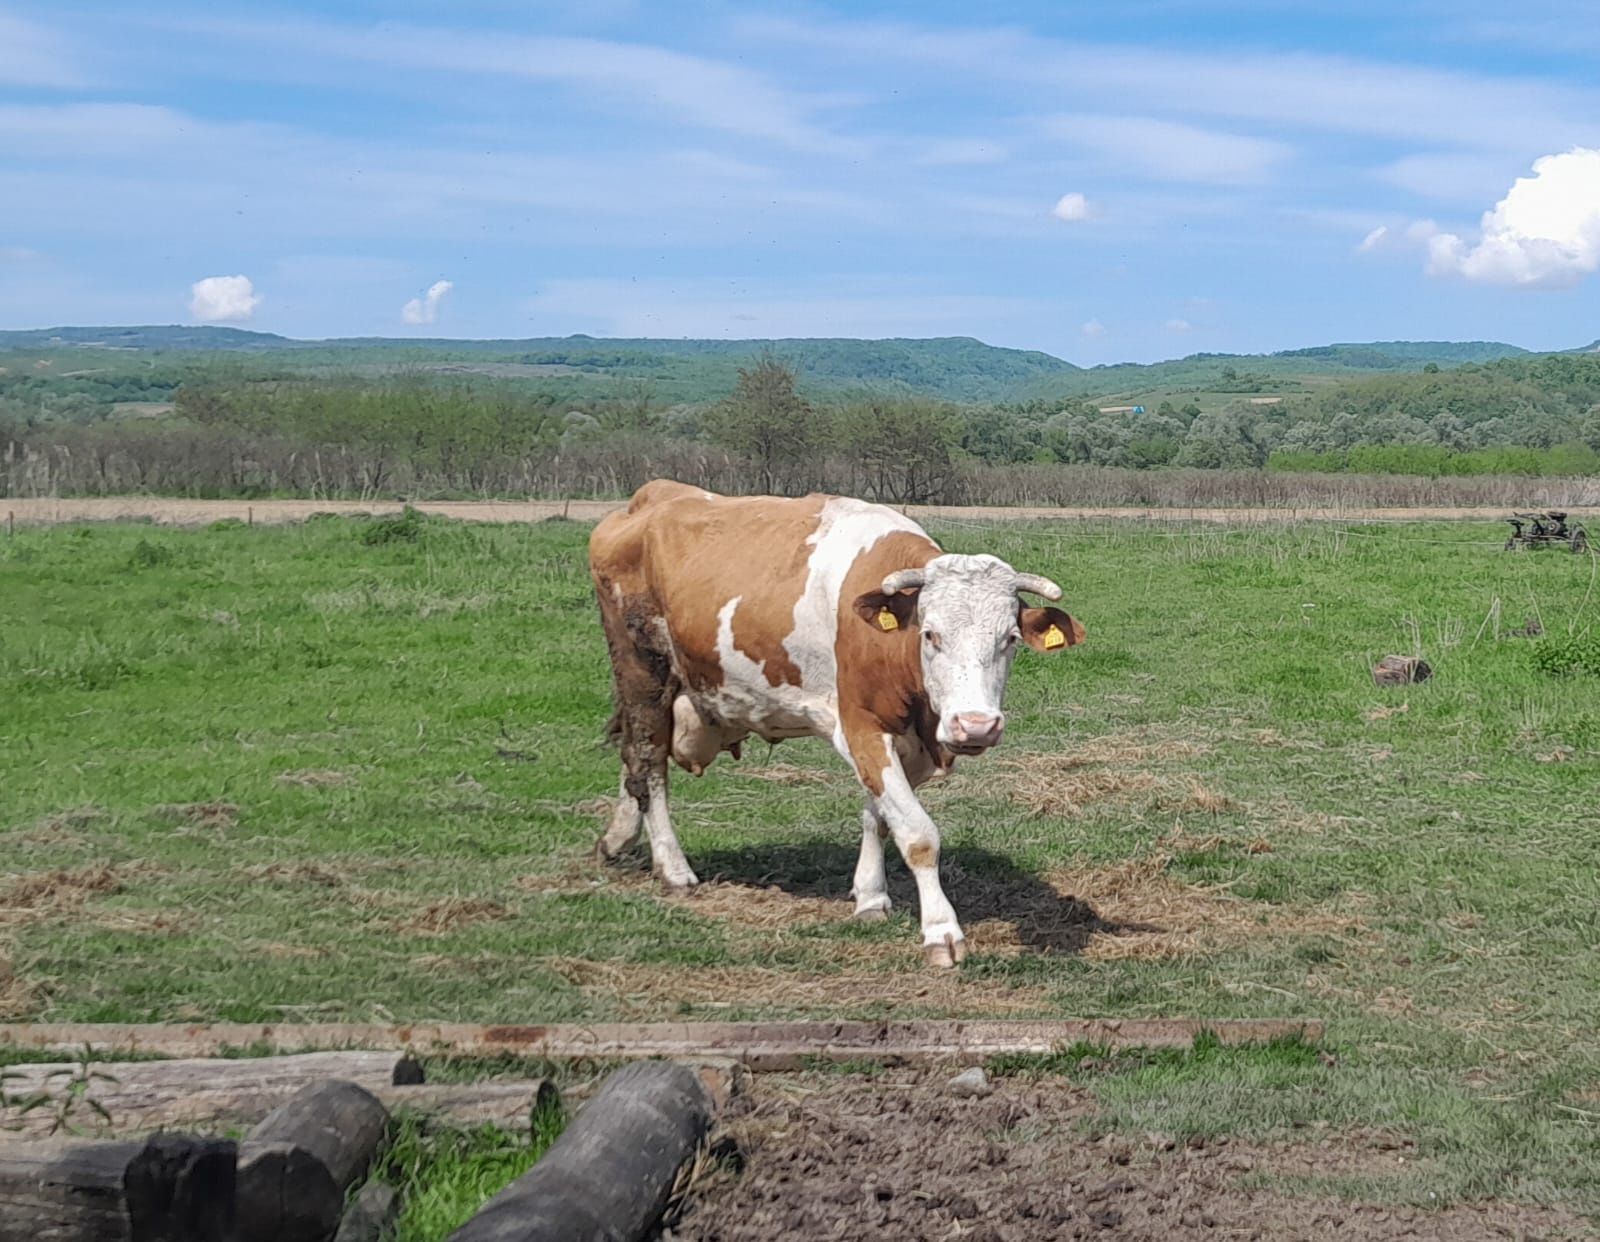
(374, 1082, 559, 1129)
(447, 1061, 713, 1242)
(235, 1081, 390, 1242)
(0, 1018, 1325, 1067)
(0, 1132, 235, 1242)
(0, 1051, 419, 1136)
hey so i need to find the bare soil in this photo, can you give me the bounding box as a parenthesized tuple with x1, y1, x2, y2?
(11, 497, 1598, 528)
(667, 1072, 1589, 1241)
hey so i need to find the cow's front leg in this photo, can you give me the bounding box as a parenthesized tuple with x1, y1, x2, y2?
(596, 769, 642, 859)
(850, 805, 892, 922)
(850, 732, 964, 967)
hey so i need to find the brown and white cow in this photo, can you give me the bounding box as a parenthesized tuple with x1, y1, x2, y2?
(588, 480, 1085, 967)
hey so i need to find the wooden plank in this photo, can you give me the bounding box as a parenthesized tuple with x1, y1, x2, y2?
(0, 1133, 235, 1242)
(447, 1061, 713, 1242)
(0, 1051, 420, 1136)
(0, 1018, 1324, 1067)
(374, 1082, 559, 1129)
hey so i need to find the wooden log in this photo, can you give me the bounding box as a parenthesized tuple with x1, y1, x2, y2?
(0, 1018, 1326, 1066)
(1373, 654, 1432, 686)
(447, 1061, 713, 1242)
(0, 1051, 419, 1136)
(0, 1132, 235, 1242)
(374, 1082, 559, 1129)
(234, 1081, 390, 1242)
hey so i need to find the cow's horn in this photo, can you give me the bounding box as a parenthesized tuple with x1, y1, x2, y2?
(1013, 573, 1063, 601)
(881, 568, 927, 594)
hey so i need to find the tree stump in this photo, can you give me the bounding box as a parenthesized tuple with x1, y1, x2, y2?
(1372, 654, 1431, 687)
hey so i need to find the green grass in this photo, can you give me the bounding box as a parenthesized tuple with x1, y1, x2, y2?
(3, 513, 1600, 1212)
(379, 1097, 565, 1242)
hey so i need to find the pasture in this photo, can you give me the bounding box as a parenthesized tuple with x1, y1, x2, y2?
(4, 510, 1600, 1218)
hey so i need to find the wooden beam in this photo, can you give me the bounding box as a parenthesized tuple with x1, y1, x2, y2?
(0, 1018, 1324, 1068)
(0, 1051, 419, 1137)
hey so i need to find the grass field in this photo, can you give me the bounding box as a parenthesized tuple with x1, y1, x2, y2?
(4, 511, 1600, 1214)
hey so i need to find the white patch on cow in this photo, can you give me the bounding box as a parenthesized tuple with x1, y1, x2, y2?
(874, 734, 963, 951)
(710, 597, 828, 739)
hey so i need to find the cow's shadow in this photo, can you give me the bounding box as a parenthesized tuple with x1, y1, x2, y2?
(689, 840, 1160, 956)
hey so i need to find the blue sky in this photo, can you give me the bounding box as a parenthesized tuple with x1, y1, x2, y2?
(1, 1, 1598, 362)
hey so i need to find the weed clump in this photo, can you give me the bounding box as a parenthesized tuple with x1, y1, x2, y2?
(1532, 631, 1600, 678)
(362, 506, 429, 546)
(129, 539, 174, 568)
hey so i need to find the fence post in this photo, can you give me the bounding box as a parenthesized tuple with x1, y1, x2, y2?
(5, 510, 12, 539)
(248, 506, 254, 527)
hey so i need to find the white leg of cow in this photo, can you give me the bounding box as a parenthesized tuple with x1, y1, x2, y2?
(872, 738, 965, 967)
(642, 770, 698, 890)
(596, 770, 643, 859)
(850, 806, 892, 921)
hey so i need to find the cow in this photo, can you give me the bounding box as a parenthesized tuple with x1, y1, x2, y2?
(588, 480, 1085, 967)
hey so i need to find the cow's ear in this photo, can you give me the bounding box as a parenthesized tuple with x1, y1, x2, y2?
(853, 588, 918, 634)
(1019, 606, 1085, 652)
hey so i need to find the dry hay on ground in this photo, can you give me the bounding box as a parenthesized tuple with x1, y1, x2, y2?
(732, 762, 835, 787)
(0, 863, 126, 927)
(150, 801, 238, 830)
(0, 945, 39, 1020)
(542, 956, 1050, 1018)
(240, 860, 351, 887)
(386, 897, 511, 937)
(275, 768, 354, 788)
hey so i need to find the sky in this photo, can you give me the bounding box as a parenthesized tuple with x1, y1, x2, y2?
(1, 1, 1598, 363)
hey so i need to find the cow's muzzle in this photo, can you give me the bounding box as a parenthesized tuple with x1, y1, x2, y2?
(944, 711, 1005, 753)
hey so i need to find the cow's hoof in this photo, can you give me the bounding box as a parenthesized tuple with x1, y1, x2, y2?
(854, 907, 889, 924)
(922, 934, 967, 969)
(655, 869, 700, 892)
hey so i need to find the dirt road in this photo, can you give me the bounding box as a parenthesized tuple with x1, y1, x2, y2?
(9, 496, 1594, 528)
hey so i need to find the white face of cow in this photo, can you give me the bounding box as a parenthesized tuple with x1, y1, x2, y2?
(858, 553, 1086, 755)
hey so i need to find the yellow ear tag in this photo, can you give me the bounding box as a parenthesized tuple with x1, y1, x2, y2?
(877, 607, 900, 632)
(1043, 624, 1067, 650)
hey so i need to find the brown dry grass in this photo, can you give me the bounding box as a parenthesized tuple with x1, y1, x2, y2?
(388, 897, 511, 936)
(240, 860, 350, 887)
(0, 945, 39, 1019)
(151, 801, 239, 830)
(542, 956, 1051, 1017)
(275, 769, 353, 788)
(733, 763, 835, 787)
(1004, 766, 1158, 817)
(0, 863, 125, 927)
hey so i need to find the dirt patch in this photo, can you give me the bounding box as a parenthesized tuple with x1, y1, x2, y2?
(668, 1072, 1589, 1242)
(387, 897, 511, 937)
(0, 863, 125, 926)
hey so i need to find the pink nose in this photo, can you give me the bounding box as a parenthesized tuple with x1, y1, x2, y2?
(950, 712, 1005, 747)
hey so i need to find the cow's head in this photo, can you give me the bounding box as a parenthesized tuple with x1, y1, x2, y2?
(855, 553, 1084, 754)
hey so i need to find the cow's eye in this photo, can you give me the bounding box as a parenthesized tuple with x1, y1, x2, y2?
(923, 630, 942, 651)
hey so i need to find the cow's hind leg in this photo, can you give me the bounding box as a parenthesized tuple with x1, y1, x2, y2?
(596, 769, 643, 860)
(850, 805, 892, 922)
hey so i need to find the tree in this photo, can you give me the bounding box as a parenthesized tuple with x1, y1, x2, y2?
(836, 399, 958, 504)
(701, 356, 815, 494)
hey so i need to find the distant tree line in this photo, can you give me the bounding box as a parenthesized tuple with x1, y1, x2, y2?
(3, 352, 1599, 504)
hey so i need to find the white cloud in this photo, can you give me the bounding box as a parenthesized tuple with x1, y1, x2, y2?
(1423, 148, 1600, 288)
(0, 14, 83, 88)
(1358, 225, 1389, 252)
(1080, 318, 1107, 339)
(1051, 192, 1091, 222)
(1043, 115, 1290, 184)
(402, 279, 454, 325)
(190, 275, 261, 322)
(1164, 318, 1192, 333)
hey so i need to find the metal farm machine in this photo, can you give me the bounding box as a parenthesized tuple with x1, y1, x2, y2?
(1504, 510, 1589, 553)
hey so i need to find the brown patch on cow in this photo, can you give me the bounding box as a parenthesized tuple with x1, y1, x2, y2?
(905, 840, 937, 870)
(276, 769, 353, 787)
(544, 956, 1051, 1017)
(151, 801, 239, 830)
(0, 863, 126, 926)
(833, 529, 942, 794)
(388, 897, 511, 936)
